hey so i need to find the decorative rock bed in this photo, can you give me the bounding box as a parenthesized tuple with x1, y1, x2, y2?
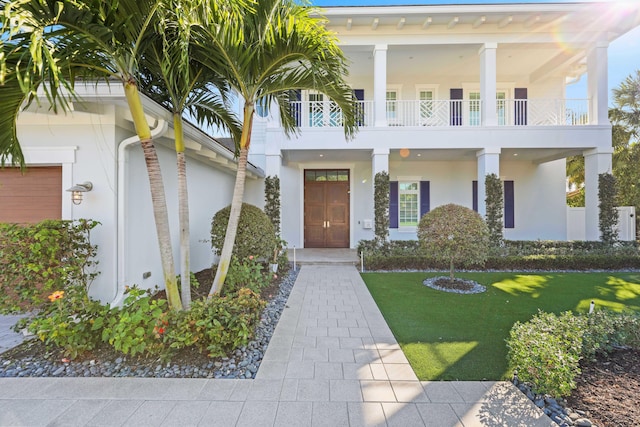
(423, 276, 486, 294)
(0, 267, 299, 379)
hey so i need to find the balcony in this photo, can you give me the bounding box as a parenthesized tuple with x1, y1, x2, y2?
(289, 99, 590, 128)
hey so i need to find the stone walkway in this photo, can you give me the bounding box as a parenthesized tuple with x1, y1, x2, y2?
(0, 265, 553, 426)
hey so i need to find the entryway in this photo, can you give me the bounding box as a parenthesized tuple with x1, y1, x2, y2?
(304, 169, 350, 248)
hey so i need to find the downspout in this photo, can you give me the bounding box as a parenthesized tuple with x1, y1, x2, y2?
(111, 119, 168, 306)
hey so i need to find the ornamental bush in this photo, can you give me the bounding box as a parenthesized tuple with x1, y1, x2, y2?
(417, 204, 489, 281)
(211, 203, 276, 261)
(0, 219, 99, 313)
(506, 311, 586, 397)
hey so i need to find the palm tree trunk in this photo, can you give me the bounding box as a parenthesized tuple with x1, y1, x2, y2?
(174, 114, 191, 309)
(209, 103, 254, 296)
(124, 79, 182, 310)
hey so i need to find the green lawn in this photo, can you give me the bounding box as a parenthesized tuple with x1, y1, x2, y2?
(361, 272, 640, 381)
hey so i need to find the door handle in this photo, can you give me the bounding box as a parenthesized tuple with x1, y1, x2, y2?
(327, 221, 330, 228)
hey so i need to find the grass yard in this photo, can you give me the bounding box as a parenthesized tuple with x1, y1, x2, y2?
(361, 272, 640, 381)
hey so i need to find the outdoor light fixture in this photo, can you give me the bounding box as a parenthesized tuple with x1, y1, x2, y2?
(66, 181, 93, 205)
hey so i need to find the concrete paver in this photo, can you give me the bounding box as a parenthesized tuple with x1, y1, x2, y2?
(0, 264, 553, 426)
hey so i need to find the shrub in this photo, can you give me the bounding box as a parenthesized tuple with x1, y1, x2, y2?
(374, 171, 390, 244)
(583, 309, 640, 360)
(485, 173, 504, 247)
(224, 256, 271, 295)
(264, 176, 281, 235)
(507, 311, 586, 397)
(165, 288, 265, 357)
(599, 173, 619, 246)
(211, 203, 276, 261)
(417, 204, 489, 281)
(100, 287, 168, 357)
(24, 285, 108, 359)
(0, 219, 99, 313)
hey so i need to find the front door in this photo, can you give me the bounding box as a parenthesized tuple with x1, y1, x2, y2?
(304, 169, 350, 248)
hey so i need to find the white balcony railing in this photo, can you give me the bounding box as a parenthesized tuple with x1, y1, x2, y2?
(289, 99, 590, 128)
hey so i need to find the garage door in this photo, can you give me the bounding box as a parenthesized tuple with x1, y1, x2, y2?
(0, 166, 62, 223)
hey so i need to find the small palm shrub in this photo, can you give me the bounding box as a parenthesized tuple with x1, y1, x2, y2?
(211, 203, 276, 261)
(417, 204, 489, 281)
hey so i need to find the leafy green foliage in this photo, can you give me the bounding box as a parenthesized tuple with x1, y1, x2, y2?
(582, 309, 640, 360)
(507, 308, 640, 398)
(211, 203, 276, 261)
(417, 204, 489, 280)
(485, 173, 504, 247)
(224, 256, 272, 296)
(507, 311, 586, 397)
(101, 287, 168, 357)
(264, 176, 281, 235)
(598, 173, 619, 245)
(24, 285, 109, 359)
(0, 219, 99, 313)
(374, 171, 390, 244)
(165, 288, 265, 357)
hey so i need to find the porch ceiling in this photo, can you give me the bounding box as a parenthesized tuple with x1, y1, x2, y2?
(282, 148, 581, 165)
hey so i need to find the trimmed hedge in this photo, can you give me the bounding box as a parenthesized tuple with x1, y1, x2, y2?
(211, 203, 276, 262)
(357, 239, 640, 271)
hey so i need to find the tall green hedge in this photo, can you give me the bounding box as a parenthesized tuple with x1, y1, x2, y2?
(0, 219, 99, 313)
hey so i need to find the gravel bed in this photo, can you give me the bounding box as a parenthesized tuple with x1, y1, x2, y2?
(0, 267, 299, 379)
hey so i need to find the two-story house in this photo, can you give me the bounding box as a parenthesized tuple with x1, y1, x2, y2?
(249, 2, 640, 249)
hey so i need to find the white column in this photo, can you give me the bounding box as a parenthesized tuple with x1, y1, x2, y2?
(264, 134, 282, 177)
(480, 43, 498, 126)
(373, 44, 388, 127)
(477, 148, 501, 216)
(584, 148, 613, 240)
(587, 41, 609, 125)
(372, 148, 390, 180)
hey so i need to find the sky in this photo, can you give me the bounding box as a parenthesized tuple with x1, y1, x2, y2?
(311, 0, 640, 104)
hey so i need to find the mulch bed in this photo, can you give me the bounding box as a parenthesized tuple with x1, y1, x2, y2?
(566, 349, 640, 427)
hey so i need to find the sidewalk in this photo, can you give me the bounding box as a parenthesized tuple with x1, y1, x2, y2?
(0, 265, 553, 426)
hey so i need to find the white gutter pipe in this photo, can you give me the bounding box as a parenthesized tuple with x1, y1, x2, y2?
(111, 119, 168, 306)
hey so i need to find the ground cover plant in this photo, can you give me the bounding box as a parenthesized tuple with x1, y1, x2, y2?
(361, 271, 640, 381)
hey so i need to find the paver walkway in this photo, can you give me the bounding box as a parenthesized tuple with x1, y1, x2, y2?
(0, 266, 553, 426)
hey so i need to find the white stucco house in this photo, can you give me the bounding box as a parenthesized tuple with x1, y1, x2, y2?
(248, 2, 640, 248)
(2, 84, 264, 301)
(3, 2, 639, 301)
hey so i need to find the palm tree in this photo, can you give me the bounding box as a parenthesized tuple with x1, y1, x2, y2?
(192, 0, 359, 295)
(0, 0, 183, 309)
(139, 0, 242, 307)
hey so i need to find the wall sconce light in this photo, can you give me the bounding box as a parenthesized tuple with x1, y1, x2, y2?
(66, 181, 93, 205)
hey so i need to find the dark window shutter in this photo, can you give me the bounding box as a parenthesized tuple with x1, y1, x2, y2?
(472, 180, 478, 212)
(514, 88, 527, 126)
(450, 88, 463, 126)
(504, 181, 514, 228)
(420, 181, 430, 218)
(354, 89, 365, 126)
(390, 181, 399, 229)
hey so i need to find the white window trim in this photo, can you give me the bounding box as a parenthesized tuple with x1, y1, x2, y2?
(461, 83, 515, 126)
(415, 84, 439, 100)
(395, 175, 422, 231)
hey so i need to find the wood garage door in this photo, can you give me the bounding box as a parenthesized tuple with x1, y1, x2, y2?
(304, 169, 350, 248)
(0, 166, 62, 223)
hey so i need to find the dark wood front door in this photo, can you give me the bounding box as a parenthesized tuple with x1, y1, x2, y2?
(304, 169, 350, 248)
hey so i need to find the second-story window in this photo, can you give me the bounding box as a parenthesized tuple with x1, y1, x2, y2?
(419, 90, 434, 121)
(399, 182, 419, 227)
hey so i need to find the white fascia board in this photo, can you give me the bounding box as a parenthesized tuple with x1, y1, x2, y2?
(319, 4, 587, 17)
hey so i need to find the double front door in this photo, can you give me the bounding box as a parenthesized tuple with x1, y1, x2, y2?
(304, 169, 350, 248)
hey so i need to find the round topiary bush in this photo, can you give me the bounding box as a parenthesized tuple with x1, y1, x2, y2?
(417, 203, 489, 281)
(211, 203, 276, 261)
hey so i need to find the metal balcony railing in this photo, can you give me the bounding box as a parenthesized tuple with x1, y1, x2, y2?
(288, 99, 590, 128)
